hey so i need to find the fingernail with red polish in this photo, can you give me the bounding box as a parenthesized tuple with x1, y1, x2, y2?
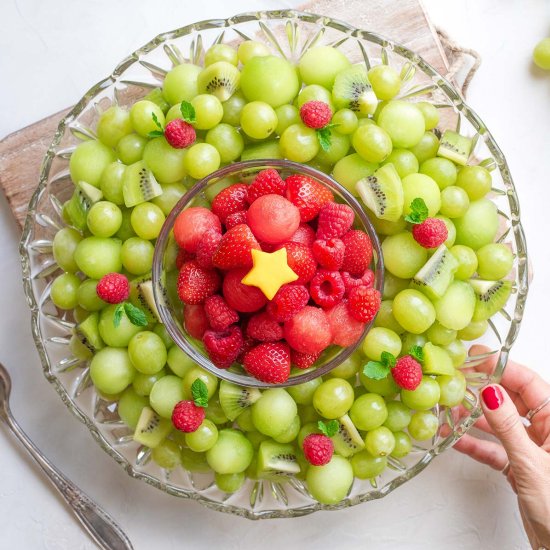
(482, 385, 504, 410)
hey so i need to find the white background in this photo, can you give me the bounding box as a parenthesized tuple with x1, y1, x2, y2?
(1, 0, 549, 548)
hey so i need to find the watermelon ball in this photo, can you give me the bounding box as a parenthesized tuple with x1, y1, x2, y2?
(174, 207, 222, 253)
(284, 305, 333, 355)
(246, 194, 300, 244)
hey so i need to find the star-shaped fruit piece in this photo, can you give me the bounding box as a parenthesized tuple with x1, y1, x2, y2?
(241, 248, 298, 300)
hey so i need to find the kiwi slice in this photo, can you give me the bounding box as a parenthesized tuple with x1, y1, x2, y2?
(219, 380, 261, 421)
(330, 414, 365, 457)
(257, 440, 300, 477)
(469, 279, 512, 322)
(422, 342, 455, 376)
(74, 312, 104, 353)
(356, 163, 404, 222)
(122, 160, 163, 208)
(332, 65, 378, 116)
(411, 244, 458, 300)
(240, 140, 282, 162)
(65, 181, 104, 230)
(128, 273, 160, 324)
(197, 61, 240, 102)
(437, 130, 473, 166)
(133, 406, 172, 448)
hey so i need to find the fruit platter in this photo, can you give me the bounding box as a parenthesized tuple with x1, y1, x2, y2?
(21, 11, 529, 518)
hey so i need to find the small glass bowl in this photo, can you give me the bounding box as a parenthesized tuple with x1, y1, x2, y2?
(152, 159, 384, 389)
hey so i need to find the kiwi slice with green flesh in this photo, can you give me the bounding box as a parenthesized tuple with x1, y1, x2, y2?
(219, 380, 262, 421)
(128, 273, 160, 324)
(422, 342, 455, 376)
(122, 160, 163, 208)
(65, 181, 104, 230)
(356, 163, 404, 222)
(143, 88, 170, 114)
(133, 406, 173, 448)
(257, 440, 300, 477)
(437, 130, 473, 166)
(470, 279, 512, 322)
(330, 414, 365, 457)
(332, 65, 378, 116)
(74, 312, 104, 353)
(197, 61, 240, 102)
(411, 244, 458, 300)
(240, 140, 282, 162)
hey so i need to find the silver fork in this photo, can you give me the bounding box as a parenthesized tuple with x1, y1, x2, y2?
(0, 361, 133, 550)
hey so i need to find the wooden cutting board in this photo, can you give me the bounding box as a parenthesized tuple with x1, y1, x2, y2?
(0, 0, 473, 230)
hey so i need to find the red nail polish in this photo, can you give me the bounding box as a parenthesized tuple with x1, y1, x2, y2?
(482, 385, 503, 410)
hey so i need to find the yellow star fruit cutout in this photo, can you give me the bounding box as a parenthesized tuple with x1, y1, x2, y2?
(241, 248, 298, 300)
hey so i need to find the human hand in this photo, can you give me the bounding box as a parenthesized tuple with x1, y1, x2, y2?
(453, 345, 550, 549)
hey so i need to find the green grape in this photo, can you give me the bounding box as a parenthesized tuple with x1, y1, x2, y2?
(240, 101, 278, 139)
(352, 124, 392, 163)
(236, 408, 255, 432)
(374, 300, 405, 334)
(182, 367, 218, 401)
(96, 105, 132, 148)
(152, 181, 187, 216)
(533, 38, 550, 69)
(70, 140, 116, 188)
(153, 323, 173, 349)
(204, 397, 229, 425)
(130, 100, 165, 138)
(279, 123, 319, 162)
(438, 370, 467, 407)
(297, 84, 334, 109)
(351, 451, 387, 479)
(476, 243, 514, 280)
(117, 387, 148, 429)
(383, 401, 412, 432)
(185, 419, 219, 452)
(359, 371, 399, 397)
(408, 131, 439, 164)
(143, 88, 170, 114)
(90, 347, 136, 395)
(191, 94, 224, 130)
(401, 173, 441, 217)
(299, 46, 351, 89)
(100, 162, 126, 205)
(116, 133, 147, 165)
(53, 227, 82, 273)
(132, 368, 166, 396)
(391, 431, 412, 458)
(381, 149, 419, 178)
(206, 429, 254, 474)
(298, 405, 320, 425)
(251, 389, 297, 437)
(142, 137, 187, 184)
(205, 43, 238, 66)
(456, 165, 492, 200)
(128, 331, 167, 375)
(312, 378, 354, 419)
(237, 40, 270, 64)
(434, 280, 475, 331)
(221, 92, 247, 126)
(416, 102, 440, 130)
(332, 153, 378, 197)
(245, 431, 269, 451)
(426, 322, 457, 346)
(273, 415, 301, 443)
(457, 320, 488, 341)
(69, 333, 92, 360)
(151, 440, 182, 470)
(286, 373, 323, 405)
(450, 244, 478, 280)
(274, 104, 300, 135)
(327, 352, 362, 380)
(454, 199, 498, 250)
(50, 273, 81, 310)
(401, 376, 440, 410)
(368, 65, 401, 100)
(419, 157, 457, 189)
(382, 272, 410, 299)
(306, 455, 354, 505)
(298, 422, 320, 447)
(364, 426, 395, 457)
(331, 109, 358, 135)
(350, 393, 388, 431)
(382, 232, 428, 279)
(149, 375, 185, 419)
(86, 201, 122, 237)
(77, 278, 106, 311)
(205, 123, 244, 163)
(74, 237, 122, 279)
(401, 333, 428, 354)
(378, 100, 425, 148)
(181, 448, 210, 472)
(183, 143, 221, 180)
(439, 186, 470, 218)
(130, 202, 165, 240)
(314, 131, 350, 166)
(436, 215, 456, 248)
(361, 327, 402, 360)
(215, 472, 245, 493)
(165, 104, 182, 124)
(166, 345, 195, 378)
(408, 410, 439, 441)
(120, 237, 154, 275)
(98, 304, 145, 347)
(444, 339, 467, 368)
(162, 63, 202, 105)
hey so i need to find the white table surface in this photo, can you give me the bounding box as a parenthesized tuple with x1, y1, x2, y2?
(1, 0, 548, 548)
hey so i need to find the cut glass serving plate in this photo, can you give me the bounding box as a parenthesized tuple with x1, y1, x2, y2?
(19, 10, 529, 519)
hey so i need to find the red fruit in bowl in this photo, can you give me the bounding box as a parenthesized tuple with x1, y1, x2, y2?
(204, 295, 239, 332)
(246, 312, 283, 342)
(195, 230, 223, 270)
(224, 211, 248, 230)
(246, 194, 300, 244)
(247, 169, 286, 203)
(285, 175, 334, 222)
(347, 286, 381, 323)
(276, 241, 317, 284)
(283, 306, 332, 355)
(243, 342, 291, 383)
(174, 207, 221, 253)
(288, 223, 316, 247)
(212, 224, 260, 270)
(222, 268, 268, 313)
(203, 325, 244, 369)
(211, 183, 248, 223)
(316, 202, 354, 239)
(310, 270, 345, 308)
(341, 268, 375, 295)
(290, 349, 321, 369)
(267, 284, 309, 322)
(325, 300, 366, 347)
(341, 229, 373, 276)
(177, 261, 220, 305)
(183, 304, 210, 339)
(312, 238, 345, 270)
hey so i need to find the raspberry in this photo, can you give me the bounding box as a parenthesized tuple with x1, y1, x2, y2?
(222, 268, 267, 313)
(195, 230, 223, 270)
(391, 355, 423, 391)
(177, 261, 221, 305)
(299, 101, 333, 129)
(310, 270, 345, 308)
(203, 325, 244, 368)
(237, 336, 257, 364)
(224, 211, 248, 230)
(277, 241, 317, 284)
(412, 218, 448, 249)
(347, 286, 381, 323)
(302, 433, 334, 466)
(267, 284, 309, 322)
(288, 223, 316, 247)
(341, 268, 375, 295)
(171, 400, 205, 432)
(325, 300, 365, 347)
(316, 202, 354, 239)
(285, 175, 334, 222)
(246, 312, 283, 342)
(341, 230, 373, 276)
(211, 183, 248, 223)
(164, 119, 196, 149)
(212, 224, 261, 270)
(290, 349, 321, 369)
(247, 169, 286, 204)
(204, 295, 239, 331)
(243, 342, 291, 383)
(176, 248, 193, 270)
(312, 238, 345, 270)
(96, 273, 129, 304)
(183, 304, 210, 339)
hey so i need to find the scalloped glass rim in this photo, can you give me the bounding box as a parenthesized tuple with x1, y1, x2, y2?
(19, 9, 530, 519)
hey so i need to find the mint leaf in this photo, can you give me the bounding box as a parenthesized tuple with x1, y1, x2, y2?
(123, 303, 148, 327)
(147, 130, 165, 138)
(316, 127, 332, 151)
(180, 101, 196, 124)
(380, 351, 397, 368)
(151, 112, 164, 131)
(113, 303, 124, 328)
(318, 419, 339, 437)
(363, 361, 391, 380)
(191, 378, 209, 408)
(409, 345, 424, 363)
(404, 197, 429, 224)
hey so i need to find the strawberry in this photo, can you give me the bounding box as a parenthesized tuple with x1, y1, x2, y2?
(341, 268, 375, 295)
(176, 261, 221, 305)
(285, 174, 334, 222)
(412, 218, 448, 249)
(299, 101, 333, 130)
(236, 336, 257, 364)
(224, 210, 248, 230)
(176, 248, 193, 270)
(347, 286, 381, 323)
(204, 295, 239, 331)
(195, 230, 223, 270)
(276, 241, 317, 284)
(212, 224, 261, 270)
(246, 312, 283, 342)
(267, 284, 309, 322)
(341, 229, 373, 276)
(203, 325, 244, 369)
(222, 268, 267, 313)
(211, 183, 248, 223)
(290, 349, 321, 369)
(164, 119, 196, 149)
(243, 342, 291, 383)
(391, 355, 423, 390)
(302, 433, 334, 466)
(247, 169, 286, 204)
(312, 238, 345, 270)
(171, 400, 205, 432)
(183, 304, 210, 340)
(316, 202, 354, 239)
(310, 270, 345, 308)
(96, 273, 129, 304)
